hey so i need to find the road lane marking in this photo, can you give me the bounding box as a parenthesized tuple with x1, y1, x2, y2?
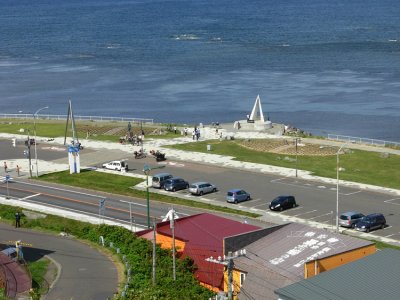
(293, 210, 317, 217)
(21, 193, 41, 200)
(384, 198, 400, 205)
(11, 180, 104, 198)
(309, 212, 333, 220)
(342, 191, 362, 196)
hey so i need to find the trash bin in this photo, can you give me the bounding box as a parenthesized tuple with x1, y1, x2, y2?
(207, 144, 211, 151)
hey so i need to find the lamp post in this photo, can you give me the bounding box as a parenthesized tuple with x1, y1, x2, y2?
(336, 143, 348, 232)
(33, 106, 49, 177)
(143, 164, 165, 228)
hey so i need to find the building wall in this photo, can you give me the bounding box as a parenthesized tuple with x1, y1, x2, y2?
(304, 244, 376, 278)
(156, 233, 186, 252)
(223, 268, 244, 299)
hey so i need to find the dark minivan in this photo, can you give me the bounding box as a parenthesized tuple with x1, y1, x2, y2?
(354, 213, 386, 233)
(269, 196, 297, 211)
(164, 178, 189, 192)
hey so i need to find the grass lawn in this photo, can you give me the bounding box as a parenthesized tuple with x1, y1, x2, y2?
(167, 140, 400, 190)
(0, 119, 184, 141)
(38, 170, 261, 218)
(28, 258, 51, 297)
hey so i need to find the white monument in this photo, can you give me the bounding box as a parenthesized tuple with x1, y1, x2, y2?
(248, 95, 272, 130)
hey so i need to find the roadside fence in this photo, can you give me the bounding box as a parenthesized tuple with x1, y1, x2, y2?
(0, 113, 154, 124)
(327, 134, 400, 148)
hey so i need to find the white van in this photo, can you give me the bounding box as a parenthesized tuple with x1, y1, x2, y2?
(102, 160, 128, 172)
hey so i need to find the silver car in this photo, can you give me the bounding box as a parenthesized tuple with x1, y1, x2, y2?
(189, 182, 217, 196)
(339, 212, 365, 228)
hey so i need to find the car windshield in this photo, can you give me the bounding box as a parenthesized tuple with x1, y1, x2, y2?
(340, 215, 349, 220)
(190, 184, 197, 188)
(227, 192, 234, 196)
(152, 177, 160, 182)
(361, 217, 371, 223)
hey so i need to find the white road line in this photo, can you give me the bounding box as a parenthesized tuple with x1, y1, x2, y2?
(309, 212, 333, 220)
(342, 191, 362, 196)
(21, 193, 41, 200)
(383, 225, 392, 230)
(119, 200, 147, 208)
(251, 202, 268, 209)
(13, 180, 104, 198)
(292, 209, 317, 217)
(293, 209, 317, 217)
(287, 206, 303, 211)
(384, 198, 400, 205)
(317, 186, 327, 189)
(384, 233, 396, 238)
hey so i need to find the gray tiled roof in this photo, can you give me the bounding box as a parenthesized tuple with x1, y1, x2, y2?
(275, 249, 400, 300)
(236, 223, 374, 300)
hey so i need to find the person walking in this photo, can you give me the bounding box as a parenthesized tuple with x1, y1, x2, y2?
(184, 127, 188, 136)
(4, 161, 8, 173)
(15, 212, 21, 228)
(173, 126, 177, 134)
(16, 165, 20, 177)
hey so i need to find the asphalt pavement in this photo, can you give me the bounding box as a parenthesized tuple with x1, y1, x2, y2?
(0, 223, 118, 300)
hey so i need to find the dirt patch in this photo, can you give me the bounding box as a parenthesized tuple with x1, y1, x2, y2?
(239, 139, 338, 156)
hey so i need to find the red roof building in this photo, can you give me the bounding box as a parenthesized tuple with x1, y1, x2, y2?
(137, 213, 260, 291)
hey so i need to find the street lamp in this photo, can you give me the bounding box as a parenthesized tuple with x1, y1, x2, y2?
(143, 164, 165, 228)
(336, 143, 348, 232)
(33, 106, 49, 177)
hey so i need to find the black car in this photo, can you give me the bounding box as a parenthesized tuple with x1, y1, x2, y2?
(164, 178, 189, 192)
(269, 196, 297, 211)
(354, 213, 386, 233)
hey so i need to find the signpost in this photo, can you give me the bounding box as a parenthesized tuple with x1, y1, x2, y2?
(99, 198, 106, 223)
(5, 174, 10, 199)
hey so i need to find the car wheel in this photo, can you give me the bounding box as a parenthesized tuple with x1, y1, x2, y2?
(186, 184, 189, 189)
(234, 200, 238, 204)
(366, 228, 370, 233)
(292, 203, 296, 208)
(199, 191, 203, 196)
(213, 188, 217, 193)
(280, 206, 284, 212)
(247, 196, 250, 201)
(172, 187, 176, 192)
(351, 223, 356, 229)
(381, 224, 385, 229)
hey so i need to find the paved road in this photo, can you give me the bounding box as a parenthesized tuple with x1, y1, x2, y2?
(0, 223, 118, 300)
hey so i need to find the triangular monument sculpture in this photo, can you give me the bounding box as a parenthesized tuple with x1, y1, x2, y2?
(249, 94, 265, 123)
(247, 95, 272, 130)
(64, 100, 81, 174)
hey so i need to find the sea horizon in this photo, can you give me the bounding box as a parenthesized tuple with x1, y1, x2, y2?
(1, 0, 400, 140)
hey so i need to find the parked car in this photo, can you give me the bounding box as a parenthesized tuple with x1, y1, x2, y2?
(226, 189, 251, 204)
(269, 195, 297, 211)
(102, 160, 128, 172)
(189, 182, 217, 196)
(339, 211, 365, 228)
(354, 213, 386, 233)
(152, 173, 173, 189)
(164, 178, 189, 192)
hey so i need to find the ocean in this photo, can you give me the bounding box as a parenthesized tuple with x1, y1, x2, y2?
(1, 0, 400, 140)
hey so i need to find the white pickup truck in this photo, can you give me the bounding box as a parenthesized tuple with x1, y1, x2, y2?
(102, 160, 128, 172)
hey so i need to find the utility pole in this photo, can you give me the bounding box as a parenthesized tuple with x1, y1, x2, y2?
(206, 249, 246, 300)
(170, 208, 176, 281)
(295, 137, 299, 178)
(26, 132, 32, 178)
(152, 218, 157, 286)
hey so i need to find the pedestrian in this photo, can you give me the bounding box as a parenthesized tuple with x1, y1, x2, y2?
(174, 126, 177, 134)
(16, 165, 20, 177)
(184, 127, 188, 136)
(4, 161, 7, 173)
(238, 121, 241, 130)
(192, 128, 196, 140)
(15, 212, 21, 228)
(196, 128, 200, 141)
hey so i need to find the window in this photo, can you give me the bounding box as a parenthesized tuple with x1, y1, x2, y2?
(240, 273, 246, 286)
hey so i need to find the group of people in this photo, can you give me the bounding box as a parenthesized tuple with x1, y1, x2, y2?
(3, 161, 21, 176)
(192, 127, 201, 140)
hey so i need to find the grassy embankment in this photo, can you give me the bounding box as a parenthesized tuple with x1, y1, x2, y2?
(0, 119, 183, 142)
(37, 169, 261, 218)
(167, 140, 400, 190)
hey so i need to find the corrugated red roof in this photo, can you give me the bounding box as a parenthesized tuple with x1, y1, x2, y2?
(139, 213, 260, 289)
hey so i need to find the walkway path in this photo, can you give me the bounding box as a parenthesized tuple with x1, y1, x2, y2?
(0, 223, 118, 300)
